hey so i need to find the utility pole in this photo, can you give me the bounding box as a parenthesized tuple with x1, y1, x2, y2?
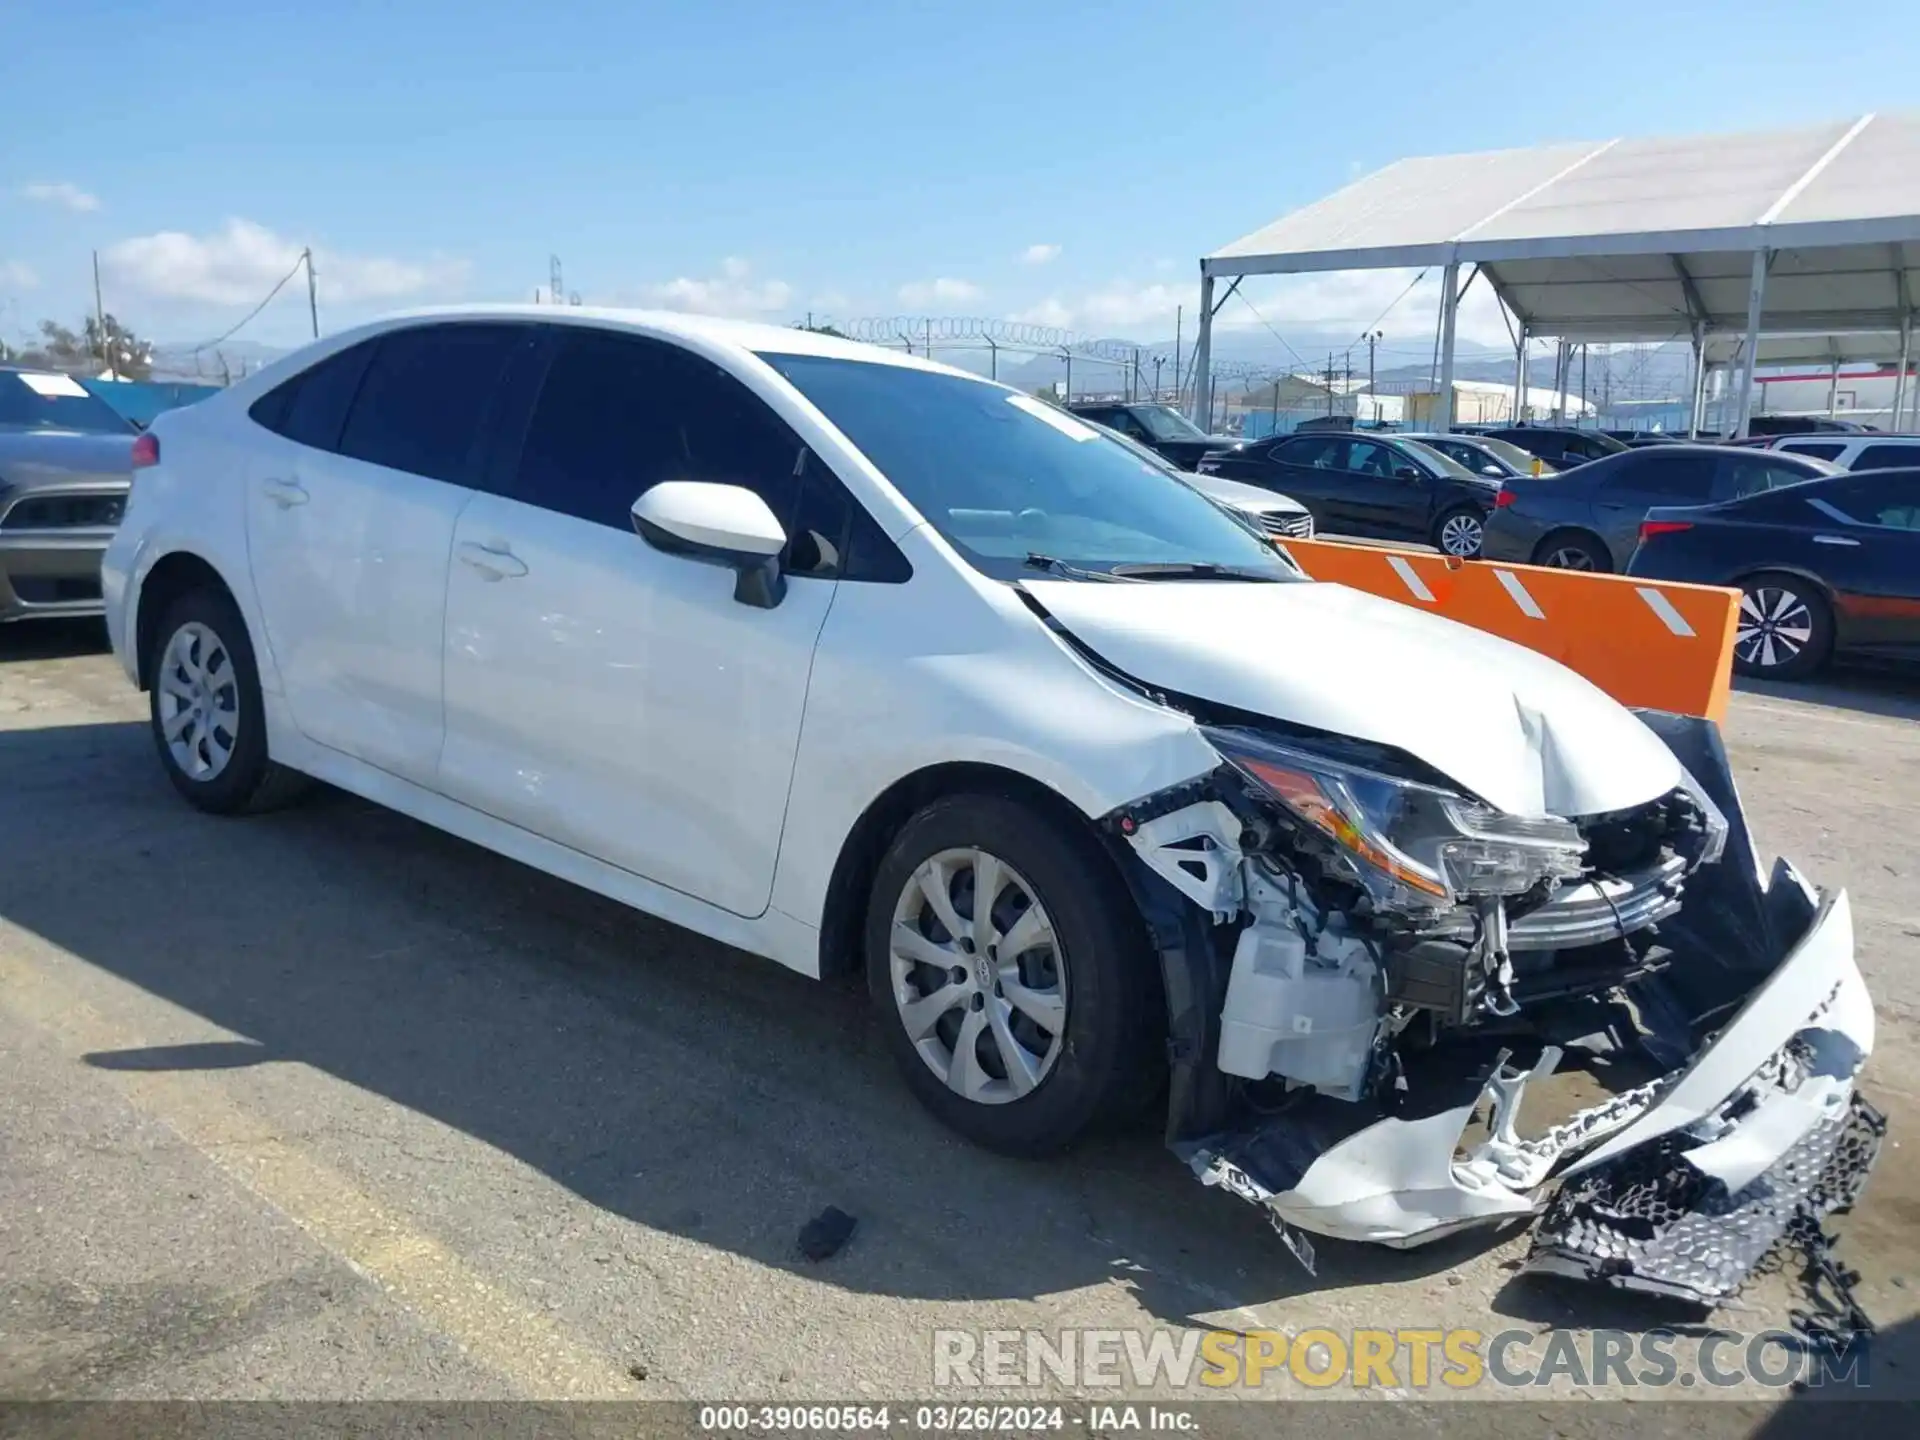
(1580, 344, 1589, 424)
(91, 250, 108, 376)
(303, 248, 319, 339)
(1324, 352, 1337, 416)
(1173, 306, 1183, 397)
(1152, 355, 1164, 399)
(1365, 330, 1382, 400)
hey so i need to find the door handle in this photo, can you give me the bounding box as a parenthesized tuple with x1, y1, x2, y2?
(1813, 534, 1860, 546)
(262, 477, 308, 508)
(456, 540, 529, 580)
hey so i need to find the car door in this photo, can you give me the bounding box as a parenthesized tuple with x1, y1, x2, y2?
(244, 322, 524, 785)
(437, 325, 840, 918)
(1588, 451, 1718, 566)
(1240, 435, 1342, 528)
(1323, 438, 1411, 538)
(1804, 472, 1920, 656)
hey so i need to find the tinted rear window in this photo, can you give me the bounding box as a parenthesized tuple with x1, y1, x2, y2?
(1779, 440, 1845, 461)
(1853, 443, 1920, 472)
(335, 325, 522, 484)
(1606, 451, 1717, 499)
(252, 341, 377, 452)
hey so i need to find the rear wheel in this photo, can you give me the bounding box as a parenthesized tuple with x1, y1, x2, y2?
(1432, 506, 1487, 558)
(1532, 531, 1610, 572)
(147, 588, 311, 814)
(865, 793, 1159, 1157)
(1732, 572, 1832, 680)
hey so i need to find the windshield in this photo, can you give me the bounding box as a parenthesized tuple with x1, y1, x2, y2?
(0, 371, 137, 435)
(1132, 403, 1209, 443)
(1473, 435, 1559, 473)
(1393, 438, 1481, 482)
(761, 354, 1296, 582)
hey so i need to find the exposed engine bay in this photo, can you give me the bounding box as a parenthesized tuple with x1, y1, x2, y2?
(1106, 707, 1883, 1319)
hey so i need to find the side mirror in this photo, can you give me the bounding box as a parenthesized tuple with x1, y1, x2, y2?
(631, 481, 789, 609)
(1392, 465, 1424, 482)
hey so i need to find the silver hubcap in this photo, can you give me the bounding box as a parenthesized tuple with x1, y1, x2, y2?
(889, 848, 1067, 1106)
(1545, 545, 1596, 570)
(1440, 514, 1484, 556)
(157, 621, 239, 780)
(1737, 586, 1814, 670)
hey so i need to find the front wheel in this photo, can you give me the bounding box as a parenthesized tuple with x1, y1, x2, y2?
(1733, 573, 1832, 680)
(1432, 506, 1486, 558)
(864, 793, 1160, 1157)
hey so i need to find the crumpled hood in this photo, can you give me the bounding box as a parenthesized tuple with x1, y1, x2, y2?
(1025, 577, 1683, 817)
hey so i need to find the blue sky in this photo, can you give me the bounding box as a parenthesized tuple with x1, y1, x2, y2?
(4, 0, 1914, 364)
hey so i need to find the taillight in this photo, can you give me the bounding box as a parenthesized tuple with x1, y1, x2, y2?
(1493, 488, 1515, 508)
(1639, 519, 1693, 541)
(131, 433, 160, 468)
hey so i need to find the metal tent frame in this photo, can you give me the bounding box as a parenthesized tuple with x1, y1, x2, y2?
(1191, 113, 1920, 438)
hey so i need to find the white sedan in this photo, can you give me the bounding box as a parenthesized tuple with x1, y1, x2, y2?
(102, 307, 1878, 1298)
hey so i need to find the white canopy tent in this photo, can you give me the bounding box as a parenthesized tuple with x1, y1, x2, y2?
(1194, 113, 1920, 437)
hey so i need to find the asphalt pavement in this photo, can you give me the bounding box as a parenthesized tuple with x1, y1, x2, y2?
(3, 620, 1918, 1407)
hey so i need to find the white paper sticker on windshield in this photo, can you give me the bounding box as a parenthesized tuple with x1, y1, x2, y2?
(1006, 392, 1099, 441)
(18, 371, 90, 398)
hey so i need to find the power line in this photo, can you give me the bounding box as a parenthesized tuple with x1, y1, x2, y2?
(187, 253, 307, 355)
(1226, 289, 1308, 370)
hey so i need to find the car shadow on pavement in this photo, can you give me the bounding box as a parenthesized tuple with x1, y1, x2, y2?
(0, 715, 1508, 1331)
(1735, 665, 1920, 723)
(0, 618, 111, 664)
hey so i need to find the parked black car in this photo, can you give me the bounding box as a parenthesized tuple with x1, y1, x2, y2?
(1474, 425, 1628, 467)
(1627, 468, 1920, 679)
(1197, 430, 1500, 555)
(1479, 444, 1836, 572)
(1067, 401, 1235, 471)
(0, 366, 139, 622)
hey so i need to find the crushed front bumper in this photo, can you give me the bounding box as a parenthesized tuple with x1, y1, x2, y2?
(1182, 887, 1880, 1306)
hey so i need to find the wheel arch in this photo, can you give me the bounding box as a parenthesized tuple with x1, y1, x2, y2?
(816, 760, 1137, 981)
(1530, 524, 1613, 570)
(134, 550, 243, 690)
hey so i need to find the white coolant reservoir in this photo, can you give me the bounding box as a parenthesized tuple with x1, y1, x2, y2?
(1216, 919, 1382, 1101)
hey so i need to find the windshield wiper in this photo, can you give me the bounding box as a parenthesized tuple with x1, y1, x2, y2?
(1106, 561, 1284, 582)
(1023, 552, 1129, 582)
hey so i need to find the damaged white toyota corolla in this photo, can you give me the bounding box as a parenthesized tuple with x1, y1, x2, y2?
(103, 309, 1882, 1312)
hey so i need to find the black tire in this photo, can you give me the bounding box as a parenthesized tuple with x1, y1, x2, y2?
(864, 793, 1160, 1157)
(1732, 572, 1833, 681)
(1531, 530, 1611, 572)
(1431, 505, 1487, 558)
(146, 587, 311, 814)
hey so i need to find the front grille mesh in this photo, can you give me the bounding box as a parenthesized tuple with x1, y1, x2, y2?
(0, 493, 125, 530)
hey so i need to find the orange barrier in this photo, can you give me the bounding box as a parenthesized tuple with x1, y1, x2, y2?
(1273, 537, 1741, 723)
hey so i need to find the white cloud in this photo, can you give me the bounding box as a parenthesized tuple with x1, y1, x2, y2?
(1222, 268, 1515, 350)
(1009, 282, 1183, 334)
(21, 181, 100, 213)
(1018, 243, 1061, 266)
(643, 257, 793, 317)
(1007, 297, 1074, 329)
(0, 260, 38, 290)
(897, 276, 982, 308)
(102, 218, 467, 305)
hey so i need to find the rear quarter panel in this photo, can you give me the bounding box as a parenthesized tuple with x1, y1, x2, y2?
(104, 395, 278, 693)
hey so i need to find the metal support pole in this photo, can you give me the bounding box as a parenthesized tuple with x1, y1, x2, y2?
(1893, 317, 1911, 429)
(1062, 349, 1072, 405)
(1687, 327, 1706, 439)
(984, 336, 997, 381)
(1552, 341, 1570, 423)
(1434, 260, 1461, 431)
(1189, 275, 1215, 428)
(1512, 324, 1529, 424)
(1826, 357, 1841, 417)
(304, 248, 319, 339)
(1733, 249, 1769, 440)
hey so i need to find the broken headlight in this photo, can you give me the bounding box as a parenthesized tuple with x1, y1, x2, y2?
(1204, 728, 1589, 914)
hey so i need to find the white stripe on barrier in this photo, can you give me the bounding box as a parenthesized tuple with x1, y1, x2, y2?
(1636, 586, 1697, 637)
(1493, 568, 1546, 620)
(1386, 555, 1435, 603)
